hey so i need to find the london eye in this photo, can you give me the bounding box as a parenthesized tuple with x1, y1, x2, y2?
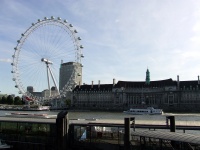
(11, 16, 83, 102)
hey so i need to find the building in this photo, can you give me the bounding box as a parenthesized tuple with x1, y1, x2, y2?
(25, 87, 59, 100)
(27, 86, 34, 93)
(72, 80, 115, 109)
(72, 69, 200, 112)
(59, 62, 82, 91)
(42, 87, 59, 99)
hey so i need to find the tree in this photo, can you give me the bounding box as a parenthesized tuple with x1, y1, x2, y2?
(65, 99, 71, 108)
(6, 95, 14, 105)
(1, 96, 6, 104)
(14, 96, 22, 105)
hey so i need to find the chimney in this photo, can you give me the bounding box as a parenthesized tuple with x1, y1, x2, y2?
(113, 78, 115, 87)
(177, 75, 180, 89)
(91, 81, 93, 88)
(98, 80, 100, 88)
(198, 76, 200, 84)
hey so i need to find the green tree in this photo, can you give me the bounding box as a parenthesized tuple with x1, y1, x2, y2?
(1, 96, 6, 104)
(65, 99, 71, 108)
(0, 97, 2, 104)
(14, 96, 22, 105)
(6, 95, 14, 105)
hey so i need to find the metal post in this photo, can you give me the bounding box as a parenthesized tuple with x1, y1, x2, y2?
(46, 64, 51, 97)
(124, 118, 130, 150)
(166, 116, 176, 147)
(56, 111, 68, 150)
(170, 116, 175, 132)
(49, 66, 60, 95)
(166, 116, 176, 132)
(68, 124, 74, 148)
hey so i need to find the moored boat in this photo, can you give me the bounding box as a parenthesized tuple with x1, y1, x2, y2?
(22, 105, 50, 111)
(123, 107, 163, 115)
(5, 112, 50, 118)
(22, 96, 50, 111)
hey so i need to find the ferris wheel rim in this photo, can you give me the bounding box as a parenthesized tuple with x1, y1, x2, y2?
(11, 16, 83, 100)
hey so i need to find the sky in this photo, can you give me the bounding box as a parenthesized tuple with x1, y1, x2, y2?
(1, 0, 200, 96)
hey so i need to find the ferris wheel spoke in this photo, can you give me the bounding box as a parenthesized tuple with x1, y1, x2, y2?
(40, 24, 50, 55)
(44, 25, 65, 57)
(48, 35, 73, 59)
(26, 28, 46, 57)
(19, 62, 45, 83)
(51, 26, 66, 50)
(50, 50, 75, 61)
(42, 29, 56, 57)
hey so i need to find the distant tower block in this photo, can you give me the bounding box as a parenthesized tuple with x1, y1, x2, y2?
(27, 86, 34, 93)
(59, 62, 82, 91)
(145, 68, 150, 85)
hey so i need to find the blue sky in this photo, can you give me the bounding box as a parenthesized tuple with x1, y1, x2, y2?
(1, 0, 200, 95)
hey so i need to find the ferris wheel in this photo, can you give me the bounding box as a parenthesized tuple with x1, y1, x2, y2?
(11, 16, 83, 101)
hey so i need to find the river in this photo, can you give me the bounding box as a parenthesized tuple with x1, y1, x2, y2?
(1, 110, 200, 125)
(1, 110, 200, 135)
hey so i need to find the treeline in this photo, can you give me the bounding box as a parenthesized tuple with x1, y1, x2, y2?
(0, 95, 25, 105)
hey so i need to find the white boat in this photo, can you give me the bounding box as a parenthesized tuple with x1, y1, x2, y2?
(123, 107, 163, 115)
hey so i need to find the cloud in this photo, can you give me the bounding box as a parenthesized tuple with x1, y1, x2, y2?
(193, 22, 200, 32)
(1, 0, 200, 95)
(0, 58, 12, 63)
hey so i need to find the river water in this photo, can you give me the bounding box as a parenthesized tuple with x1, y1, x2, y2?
(1, 110, 200, 135)
(1, 110, 200, 125)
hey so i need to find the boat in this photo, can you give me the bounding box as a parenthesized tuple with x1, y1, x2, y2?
(5, 112, 50, 118)
(22, 96, 50, 111)
(123, 107, 163, 115)
(22, 105, 50, 111)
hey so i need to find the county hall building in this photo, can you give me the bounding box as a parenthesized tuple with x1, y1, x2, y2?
(72, 69, 200, 112)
